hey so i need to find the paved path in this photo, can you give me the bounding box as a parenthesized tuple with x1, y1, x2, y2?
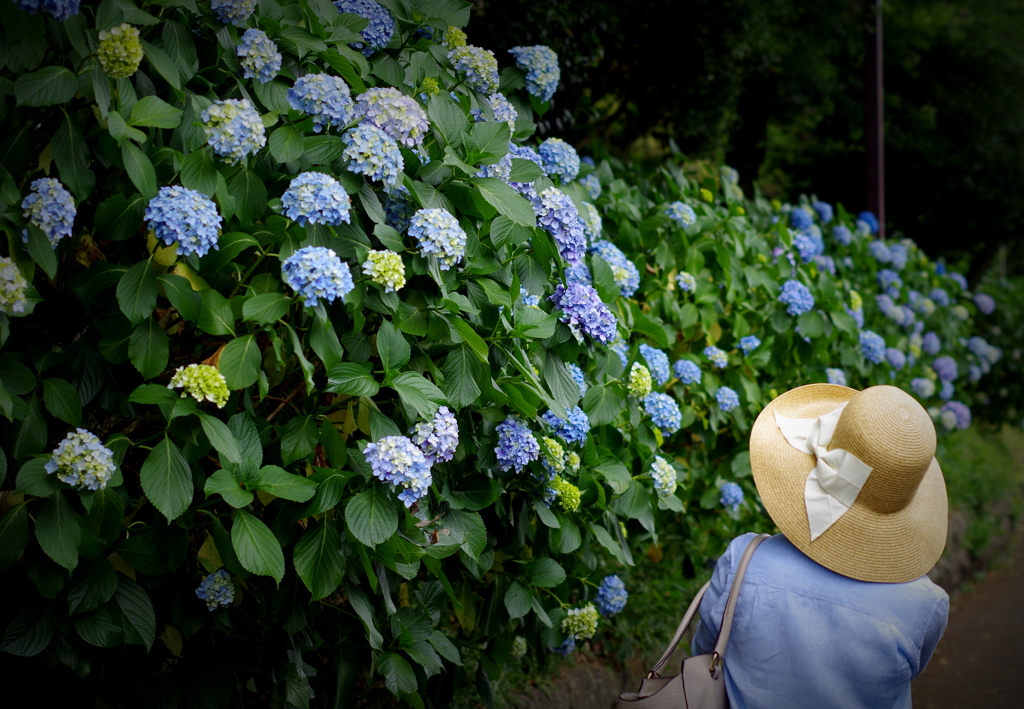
(912, 533, 1024, 708)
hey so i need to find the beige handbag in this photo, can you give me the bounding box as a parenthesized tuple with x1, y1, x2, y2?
(617, 533, 770, 709)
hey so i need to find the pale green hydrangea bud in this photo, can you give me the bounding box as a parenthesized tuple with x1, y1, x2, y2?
(0, 256, 30, 314)
(565, 451, 581, 474)
(849, 290, 863, 312)
(539, 436, 565, 473)
(97, 23, 144, 79)
(443, 26, 467, 47)
(362, 249, 406, 292)
(551, 477, 580, 513)
(421, 77, 440, 96)
(510, 635, 528, 658)
(627, 362, 652, 397)
(561, 603, 599, 640)
(169, 364, 230, 408)
(951, 304, 969, 320)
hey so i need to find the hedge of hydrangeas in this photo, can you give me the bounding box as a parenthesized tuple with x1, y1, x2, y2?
(0, 0, 1003, 706)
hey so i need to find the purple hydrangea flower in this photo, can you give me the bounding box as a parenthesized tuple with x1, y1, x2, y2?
(595, 575, 628, 616)
(541, 406, 591, 446)
(885, 348, 907, 371)
(832, 225, 853, 245)
(591, 240, 640, 297)
(940, 401, 971, 429)
(536, 187, 586, 264)
(495, 416, 539, 473)
(974, 293, 996, 315)
(448, 45, 499, 93)
(354, 87, 429, 148)
(933, 356, 958, 382)
(922, 332, 941, 356)
(868, 240, 891, 263)
(812, 201, 833, 223)
(826, 368, 847, 386)
(719, 481, 744, 510)
(609, 339, 629, 368)
(857, 211, 880, 234)
(910, 378, 935, 398)
(929, 288, 950, 307)
(673, 359, 701, 385)
(567, 363, 588, 396)
(639, 344, 670, 385)
(789, 208, 813, 231)
(949, 272, 968, 290)
(778, 280, 815, 316)
(410, 406, 459, 464)
(860, 330, 886, 364)
(342, 123, 403, 186)
(364, 435, 432, 507)
(409, 208, 466, 270)
(549, 283, 618, 344)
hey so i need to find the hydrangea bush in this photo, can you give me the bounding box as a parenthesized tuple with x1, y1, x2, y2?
(0, 1, 1002, 706)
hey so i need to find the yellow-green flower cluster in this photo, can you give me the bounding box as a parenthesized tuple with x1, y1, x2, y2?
(168, 364, 230, 408)
(0, 256, 29, 314)
(539, 436, 565, 474)
(627, 362, 652, 397)
(562, 603, 599, 640)
(511, 635, 527, 658)
(565, 451, 581, 474)
(443, 26, 467, 47)
(551, 477, 580, 512)
(97, 23, 144, 79)
(362, 249, 406, 292)
(421, 77, 440, 96)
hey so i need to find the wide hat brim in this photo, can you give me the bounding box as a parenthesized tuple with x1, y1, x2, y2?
(750, 384, 948, 583)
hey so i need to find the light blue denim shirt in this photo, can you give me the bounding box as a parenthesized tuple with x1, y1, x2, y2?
(692, 533, 948, 709)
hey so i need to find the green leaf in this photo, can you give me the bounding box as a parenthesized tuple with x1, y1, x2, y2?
(469, 177, 536, 226)
(582, 384, 623, 427)
(513, 307, 557, 339)
(797, 310, 825, 338)
(447, 317, 489, 362)
(140, 437, 193, 522)
(203, 468, 253, 508)
(180, 148, 218, 196)
(128, 317, 169, 380)
(293, 517, 345, 600)
(157, 274, 202, 321)
(219, 335, 261, 390)
(324, 362, 379, 397)
(0, 503, 29, 572)
(428, 629, 462, 665)
(345, 487, 398, 546)
(426, 96, 469, 144)
(279, 414, 319, 466)
(108, 110, 147, 143)
(42, 378, 82, 426)
(392, 371, 446, 419)
(1, 607, 54, 657)
(141, 39, 181, 89)
(113, 575, 156, 651)
(67, 558, 118, 615)
(242, 292, 290, 324)
(269, 124, 304, 163)
(196, 412, 242, 465)
(87, 487, 125, 543)
(95, 193, 146, 241)
(377, 320, 410, 372)
(128, 95, 183, 128)
(197, 288, 235, 336)
(593, 458, 632, 495)
(441, 345, 482, 409)
(15, 66, 76, 106)
(346, 585, 383, 649)
(36, 493, 81, 571)
(509, 158, 544, 183)
(533, 499, 559, 528)
(121, 142, 157, 200)
(503, 580, 532, 619)
(446, 478, 502, 512)
(489, 215, 532, 249)
(377, 652, 418, 696)
(588, 522, 630, 566)
(229, 168, 268, 225)
(231, 509, 285, 583)
(523, 557, 565, 588)
(53, 111, 94, 199)
(26, 224, 57, 280)
(255, 464, 317, 502)
(72, 603, 123, 648)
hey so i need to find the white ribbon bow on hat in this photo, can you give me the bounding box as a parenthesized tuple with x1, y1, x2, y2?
(774, 401, 874, 541)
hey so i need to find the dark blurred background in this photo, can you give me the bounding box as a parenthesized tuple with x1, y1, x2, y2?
(469, 0, 1024, 281)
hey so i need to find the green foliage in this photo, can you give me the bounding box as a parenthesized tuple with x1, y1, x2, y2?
(0, 1, 1003, 707)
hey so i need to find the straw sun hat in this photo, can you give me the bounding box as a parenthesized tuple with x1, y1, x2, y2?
(750, 383, 947, 583)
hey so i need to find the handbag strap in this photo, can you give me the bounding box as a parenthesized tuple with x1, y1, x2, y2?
(646, 533, 770, 679)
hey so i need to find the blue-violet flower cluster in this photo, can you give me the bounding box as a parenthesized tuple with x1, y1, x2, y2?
(288, 74, 354, 132)
(282, 172, 352, 226)
(549, 283, 618, 344)
(409, 208, 467, 270)
(509, 45, 560, 101)
(45, 428, 115, 491)
(145, 185, 222, 257)
(22, 178, 76, 247)
(237, 29, 281, 83)
(364, 435, 432, 507)
(281, 246, 354, 307)
(201, 99, 266, 164)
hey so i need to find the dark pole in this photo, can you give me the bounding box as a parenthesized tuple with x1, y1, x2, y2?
(865, 0, 885, 238)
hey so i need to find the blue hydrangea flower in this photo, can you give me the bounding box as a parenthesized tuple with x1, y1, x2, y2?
(650, 456, 677, 496)
(201, 98, 265, 164)
(940, 401, 971, 429)
(237, 28, 281, 84)
(538, 138, 580, 184)
(476, 152, 512, 182)
(738, 336, 761, 355)
(832, 225, 853, 245)
(789, 208, 813, 231)
(196, 569, 235, 611)
(939, 380, 955, 401)
(551, 636, 576, 656)
(578, 202, 602, 242)
(885, 347, 907, 371)
(288, 74, 354, 133)
(145, 185, 222, 257)
(609, 339, 629, 368)
(21, 178, 76, 247)
(877, 268, 902, 297)
(888, 242, 909, 270)
(595, 575, 628, 616)
(212, 0, 255, 26)
(974, 293, 996, 315)
(364, 435, 432, 507)
(542, 406, 591, 446)
(812, 201, 833, 223)
(567, 363, 588, 397)
(778, 279, 815, 316)
(334, 0, 395, 55)
(643, 392, 681, 435)
(549, 283, 617, 344)
(0, 257, 30, 315)
(911, 378, 935, 398)
(11, 0, 80, 21)
(793, 232, 822, 263)
(969, 364, 982, 382)
(537, 187, 586, 264)
(949, 272, 968, 290)
(857, 211, 880, 234)
(704, 346, 728, 370)
(935, 261, 947, 275)
(409, 207, 466, 270)
(825, 368, 847, 386)
(847, 306, 864, 329)
(342, 123, 403, 186)
(485, 92, 518, 130)
(281, 172, 351, 226)
(716, 386, 740, 412)
(509, 45, 560, 101)
(719, 482, 744, 510)
(676, 271, 697, 293)
(666, 201, 696, 228)
(860, 330, 886, 364)
(410, 406, 459, 464)
(448, 45, 499, 93)
(495, 416, 541, 473)
(45, 428, 115, 490)
(580, 174, 601, 200)
(868, 240, 891, 263)
(354, 87, 429, 148)
(519, 286, 541, 308)
(933, 356, 958, 382)
(565, 261, 592, 286)
(929, 288, 950, 307)
(281, 246, 354, 307)
(673, 359, 702, 385)
(591, 240, 640, 297)
(639, 344, 670, 386)
(922, 332, 941, 356)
